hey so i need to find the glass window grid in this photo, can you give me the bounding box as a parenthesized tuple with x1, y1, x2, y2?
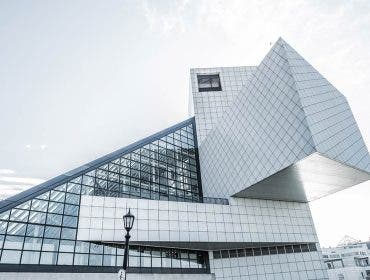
(80, 124, 201, 203)
(0, 122, 207, 271)
(213, 243, 318, 259)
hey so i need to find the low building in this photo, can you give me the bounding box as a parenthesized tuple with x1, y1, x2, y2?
(323, 237, 370, 280)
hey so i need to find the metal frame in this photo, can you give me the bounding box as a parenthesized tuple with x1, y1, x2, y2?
(0, 117, 202, 214)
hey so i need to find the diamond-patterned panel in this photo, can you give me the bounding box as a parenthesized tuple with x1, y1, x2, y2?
(197, 38, 370, 200)
(199, 39, 315, 199)
(190, 66, 256, 144)
(284, 41, 370, 172)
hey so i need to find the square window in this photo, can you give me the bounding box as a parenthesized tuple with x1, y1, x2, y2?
(89, 254, 103, 266)
(74, 253, 89, 265)
(4, 235, 23, 250)
(21, 251, 40, 264)
(44, 226, 61, 239)
(23, 237, 42, 250)
(1, 250, 21, 264)
(197, 74, 222, 92)
(40, 252, 57, 265)
(57, 253, 73, 265)
(61, 228, 76, 240)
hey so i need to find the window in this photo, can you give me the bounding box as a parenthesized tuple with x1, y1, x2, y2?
(197, 74, 222, 92)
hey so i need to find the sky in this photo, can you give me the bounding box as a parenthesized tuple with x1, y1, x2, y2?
(0, 0, 369, 248)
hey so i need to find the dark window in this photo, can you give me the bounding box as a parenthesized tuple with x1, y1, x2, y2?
(269, 246, 277, 255)
(213, 251, 221, 259)
(221, 250, 229, 258)
(197, 74, 222, 92)
(245, 248, 253, 256)
(277, 246, 285, 254)
(285, 245, 293, 253)
(293, 245, 301, 253)
(229, 250, 237, 258)
(261, 247, 269, 255)
(308, 243, 317, 251)
(253, 248, 262, 256)
(237, 249, 246, 257)
(301, 244, 309, 252)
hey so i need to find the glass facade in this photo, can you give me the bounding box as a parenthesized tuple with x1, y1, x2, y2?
(0, 118, 208, 273)
(90, 121, 202, 202)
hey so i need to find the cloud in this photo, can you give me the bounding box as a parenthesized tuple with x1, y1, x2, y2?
(0, 176, 45, 185)
(0, 175, 45, 200)
(0, 184, 34, 200)
(0, 169, 15, 175)
(142, 0, 190, 34)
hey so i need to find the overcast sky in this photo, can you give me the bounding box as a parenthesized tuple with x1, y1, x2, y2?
(0, 0, 369, 247)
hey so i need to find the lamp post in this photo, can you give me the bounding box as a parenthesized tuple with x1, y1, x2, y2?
(122, 208, 135, 280)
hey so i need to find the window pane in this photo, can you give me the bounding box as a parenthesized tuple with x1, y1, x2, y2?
(61, 228, 76, 240)
(44, 226, 61, 238)
(89, 254, 102, 266)
(0, 222, 8, 234)
(46, 214, 63, 226)
(4, 235, 24, 250)
(103, 254, 116, 266)
(152, 257, 161, 267)
(90, 243, 103, 254)
(65, 193, 80, 205)
(75, 241, 89, 253)
(127, 255, 138, 267)
(64, 204, 79, 216)
(74, 253, 89, 265)
(1, 250, 21, 264)
(21, 251, 40, 264)
(40, 252, 57, 265)
(67, 183, 81, 194)
(0, 210, 10, 220)
(50, 191, 65, 202)
(141, 256, 151, 267)
(31, 199, 48, 212)
(42, 238, 59, 251)
(62, 216, 78, 227)
(24, 237, 42, 250)
(6, 222, 26, 236)
(59, 240, 75, 252)
(28, 211, 46, 224)
(9, 209, 29, 222)
(48, 202, 64, 214)
(57, 253, 73, 265)
(104, 245, 116, 255)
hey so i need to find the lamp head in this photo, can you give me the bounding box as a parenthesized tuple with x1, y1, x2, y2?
(122, 208, 135, 232)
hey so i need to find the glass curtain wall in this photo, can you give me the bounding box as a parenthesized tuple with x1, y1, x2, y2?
(0, 119, 207, 272)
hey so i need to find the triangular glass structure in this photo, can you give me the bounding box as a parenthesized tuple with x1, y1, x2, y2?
(0, 117, 207, 271)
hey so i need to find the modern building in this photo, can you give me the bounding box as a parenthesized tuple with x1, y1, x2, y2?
(0, 38, 369, 280)
(322, 236, 370, 280)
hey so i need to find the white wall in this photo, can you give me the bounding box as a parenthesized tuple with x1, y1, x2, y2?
(78, 196, 318, 246)
(189, 66, 256, 144)
(327, 267, 367, 280)
(210, 251, 329, 280)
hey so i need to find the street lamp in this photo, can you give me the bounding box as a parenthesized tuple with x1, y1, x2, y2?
(122, 208, 135, 279)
